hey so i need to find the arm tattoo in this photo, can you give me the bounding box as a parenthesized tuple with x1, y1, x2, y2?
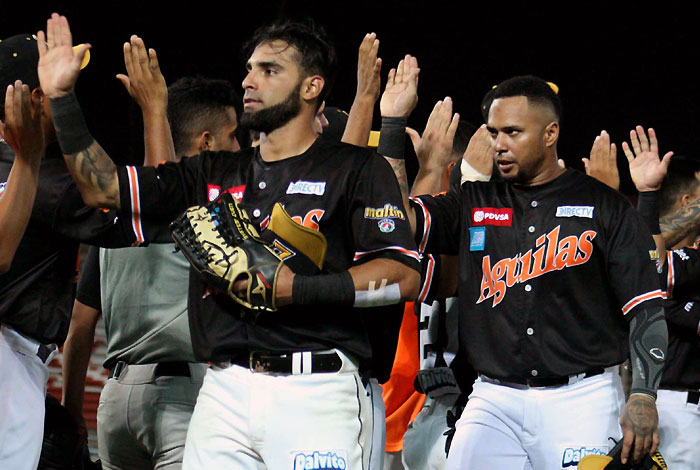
(66, 141, 120, 209)
(660, 196, 700, 246)
(384, 157, 409, 201)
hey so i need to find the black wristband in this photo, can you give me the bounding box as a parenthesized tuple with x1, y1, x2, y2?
(49, 94, 94, 155)
(292, 271, 355, 306)
(637, 191, 661, 235)
(377, 116, 408, 159)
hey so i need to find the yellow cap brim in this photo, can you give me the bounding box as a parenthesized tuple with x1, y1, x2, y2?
(73, 45, 90, 70)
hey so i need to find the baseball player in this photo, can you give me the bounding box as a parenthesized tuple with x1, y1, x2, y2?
(406, 76, 668, 469)
(650, 156, 700, 468)
(0, 32, 135, 470)
(35, 13, 420, 470)
(61, 37, 243, 469)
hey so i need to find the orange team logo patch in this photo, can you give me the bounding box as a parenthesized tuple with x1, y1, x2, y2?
(477, 225, 596, 307)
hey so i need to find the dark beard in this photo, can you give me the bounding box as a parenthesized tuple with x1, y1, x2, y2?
(240, 82, 302, 134)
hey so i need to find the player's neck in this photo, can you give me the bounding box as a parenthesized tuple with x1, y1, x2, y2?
(258, 113, 318, 162)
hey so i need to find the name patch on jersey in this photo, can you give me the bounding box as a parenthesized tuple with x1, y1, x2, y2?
(561, 446, 607, 468)
(286, 181, 326, 196)
(0, 181, 5, 199)
(556, 206, 594, 218)
(673, 248, 689, 261)
(478, 225, 597, 307)
(469, 227, 486, 251)
(207, 184, 245, 202)
(293, 450, 347, 470)
(472, 208, 512, 226)
(364, 204, 405, 220)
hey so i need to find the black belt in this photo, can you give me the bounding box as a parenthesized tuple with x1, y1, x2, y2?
(229, 351, 343, 374)
(688, 390, 700, 405)
(108, 361, 191, 379)
(483, 367, 606, 388)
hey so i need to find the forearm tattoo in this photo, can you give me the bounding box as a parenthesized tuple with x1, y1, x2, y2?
(660, 196, 700, 246)
(629, 307, 667, 398)
(68, 142, 120, 208)
(385, 157, 409, 202)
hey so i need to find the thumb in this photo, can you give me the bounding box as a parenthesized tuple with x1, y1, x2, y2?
(116, 74, 131, 93)
(406, 127, 421, 152)
(581, 157, 590, 173)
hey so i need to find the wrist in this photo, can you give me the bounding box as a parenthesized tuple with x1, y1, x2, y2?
(353, 93, 377, 107)
(292, 271, 355, 306)
(629, 391, 657, 402)
(49, 94, 94, 155)
(377, 117, 407, 159)
(637, 190, 661, 234)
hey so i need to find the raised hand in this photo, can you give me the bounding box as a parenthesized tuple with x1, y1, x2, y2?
(622, 126, 673, 192)
(0, 81, 44, 162)
(463, 124, 495, 177)
(380, 54, 419, 118)
(584, 130, 620, 190)
(116, 36, 167, 115)
(412, 97, 459, 172)
(355, 33, 381, 104)
(36, 13, 91, 98)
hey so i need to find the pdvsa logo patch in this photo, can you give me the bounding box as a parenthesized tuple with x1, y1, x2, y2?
(0, 181, 5, 199)
(471, 208, 512, 226)
(556, 206, 594, 218)
(293, 450, 347, 470)
(207, 184, 245, 202)
(561, 446, 606, 468)
(286, 181, 326, 196)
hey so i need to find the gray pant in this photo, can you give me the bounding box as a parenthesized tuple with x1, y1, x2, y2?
(97, 363, 206, 470)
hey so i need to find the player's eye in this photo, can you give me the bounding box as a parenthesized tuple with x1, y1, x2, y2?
(264, 69, 277, 76)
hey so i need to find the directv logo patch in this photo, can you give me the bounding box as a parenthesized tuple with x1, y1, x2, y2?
(556, 206, 594, 218)
(293, 451, 347, 470)
(286, 181, 326, 196)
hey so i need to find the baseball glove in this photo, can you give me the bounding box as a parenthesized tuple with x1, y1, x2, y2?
(578, 438, 667, 470)
(170, 192, 327, 312)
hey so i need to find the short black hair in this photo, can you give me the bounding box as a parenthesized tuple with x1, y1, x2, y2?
(452, 120, 478, 158)
(166, 76, 241, 155)
(243, 19, 337, 107)
(483, 75, 562, 122)
(660, 155, 700, 216)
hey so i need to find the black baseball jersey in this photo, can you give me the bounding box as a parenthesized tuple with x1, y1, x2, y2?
(410, 168, 663, 381)
(113, 136, 420, 365)
(0, 143, 133, 346)
(659, 245, 700, 389)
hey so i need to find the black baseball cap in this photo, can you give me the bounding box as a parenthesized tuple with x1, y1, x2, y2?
(0, 33, 90, 108)
(0, 34, 41, 92)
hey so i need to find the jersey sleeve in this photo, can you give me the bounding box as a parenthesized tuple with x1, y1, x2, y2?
(349, 154, 420, 270)
(409, 188, 462, 256)
(75, 245, 101, 311)
(116, 156, 201, 245)
(606, 200, 664, 318)
(660, 246, 700, 300)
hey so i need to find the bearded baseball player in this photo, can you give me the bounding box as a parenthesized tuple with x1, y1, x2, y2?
(406, 76, 669, 469)
(34, 13, 420, 470)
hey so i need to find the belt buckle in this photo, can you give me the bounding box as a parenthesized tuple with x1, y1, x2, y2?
(111, 361, 126, 379)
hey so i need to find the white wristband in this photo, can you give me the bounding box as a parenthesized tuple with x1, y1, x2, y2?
(460, 158, 490, 184)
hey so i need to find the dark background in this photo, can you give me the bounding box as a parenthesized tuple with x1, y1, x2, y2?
(3, 0, 699, 192)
